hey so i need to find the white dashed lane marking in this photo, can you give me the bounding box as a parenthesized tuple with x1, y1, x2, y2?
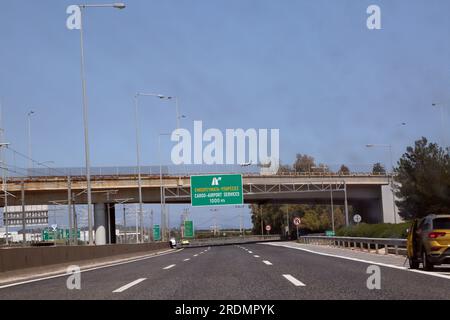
(163, 264, 176, 270)
(113, 278, 147, 293)
(263, 260, 273, 266)
(283, 274, 306, 287)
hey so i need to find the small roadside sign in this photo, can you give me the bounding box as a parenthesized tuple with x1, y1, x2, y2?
(184, 220, 194, 238)
(265, 225, 271, 232)
(153, 225, 161, 241)
(353, 214, 362, 224)
(325, 230, 336, 237)
(293, 217, 301, 226)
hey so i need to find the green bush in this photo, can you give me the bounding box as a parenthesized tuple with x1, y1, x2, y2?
(336, 222, 411, 239)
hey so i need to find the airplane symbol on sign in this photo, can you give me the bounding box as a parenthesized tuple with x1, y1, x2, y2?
(212, 177, 222, 186)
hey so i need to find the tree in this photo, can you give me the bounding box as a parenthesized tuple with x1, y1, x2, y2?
(372, 162, 386, 175)
(293, 154, 315, 173)
(277, 164, 294, 174)
(395, 137, 450, 219)
(338, 165, 350, 175)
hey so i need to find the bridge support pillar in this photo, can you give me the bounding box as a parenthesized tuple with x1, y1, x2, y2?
(94, 203, 117, 245)
(94, 203, 107, 245)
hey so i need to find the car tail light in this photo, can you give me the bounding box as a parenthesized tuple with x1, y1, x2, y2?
(428, 232, 446, 239)
(430, 246, 441, 251)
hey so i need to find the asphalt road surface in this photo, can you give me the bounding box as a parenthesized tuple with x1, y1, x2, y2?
(0, 243, 449, 300)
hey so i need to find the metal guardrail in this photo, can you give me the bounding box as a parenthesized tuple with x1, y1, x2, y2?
(300, 235, 407, 256)
(182, 235, 281, 248)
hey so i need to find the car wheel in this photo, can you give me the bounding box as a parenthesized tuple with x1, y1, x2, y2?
(409, 258, 419, 269)
(422, 249, 434, 271)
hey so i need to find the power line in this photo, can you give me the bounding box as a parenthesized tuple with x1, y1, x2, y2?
(4, 146, 66, 176)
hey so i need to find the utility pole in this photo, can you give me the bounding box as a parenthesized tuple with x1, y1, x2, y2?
(72, 195, 78, 244)
(330, 183, 335, 232)
(149, 209, 153, 242)
(123, 206, 127, 244)
(286, 205, 290, 238)
(21, 180, 26, 246)
(260, 205, 264, 237)
(67, 176, 73, 245)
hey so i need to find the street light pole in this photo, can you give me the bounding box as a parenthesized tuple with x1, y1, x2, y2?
(133, 92, 183, 242)
(432, 103, 448, 149)
(133, 95, 144, 243)
(76, 3, 126, 245)
(0, 142, 10, 245)
(27, 110, 34, 173)
(158, 133, 171, 241)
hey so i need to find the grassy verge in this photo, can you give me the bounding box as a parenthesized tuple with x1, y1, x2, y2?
(335, 222, 410, 239)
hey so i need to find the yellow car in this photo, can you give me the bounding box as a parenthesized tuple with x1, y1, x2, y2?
(181, 239, 190, 246)
(407, 214, 450, 270)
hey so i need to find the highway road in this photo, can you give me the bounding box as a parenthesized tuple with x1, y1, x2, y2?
(0, 243, 449, 300)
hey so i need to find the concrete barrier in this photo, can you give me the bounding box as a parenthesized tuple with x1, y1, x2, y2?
(0, 242, 169, 273)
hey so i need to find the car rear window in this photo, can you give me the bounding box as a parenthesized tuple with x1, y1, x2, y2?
(433, 218, 450, 229)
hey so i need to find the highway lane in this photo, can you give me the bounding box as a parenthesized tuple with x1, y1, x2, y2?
(0, 243, 449, 300)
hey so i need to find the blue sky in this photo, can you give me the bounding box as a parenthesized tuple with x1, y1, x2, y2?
(1, 0, 450, 229)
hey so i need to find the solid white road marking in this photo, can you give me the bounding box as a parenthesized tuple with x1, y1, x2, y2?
(113, 278, 147, 293)
(265, 243, 450, 281)
(254, 255, 260, 258)
(183, 258, 190, 261)
(163, 264, 176, 270)
(248, 251, 253, 254)
(0, 249, 181, 290)
(263, 260, 273, 265)
(194, 254, 198, 257)
(283, 274, 306, 287)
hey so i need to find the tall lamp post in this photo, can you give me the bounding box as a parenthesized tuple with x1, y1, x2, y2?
(366, 143, 398, 223)
(158, 133, 171, 241)
(133, 92, 184, 242)
(75, 3, 126, 245)
(0, 143, 10, 245)
(432, 103, 449, 149)
(27, 110, 35, 173)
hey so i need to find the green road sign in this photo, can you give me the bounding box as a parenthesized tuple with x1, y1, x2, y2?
(325, 230, 336, 237)
(184, 220, 194, 238)
(191, 174, 243, 207)
(153, 224, 161, 241)
(42, 230, 54, 241)
(42, 229, 81, 241)
(64, 229, 81, 239)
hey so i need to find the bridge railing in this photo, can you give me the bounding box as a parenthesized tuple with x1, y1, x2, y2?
(8, 165, 387, 179)
(300, 235, 407, 256)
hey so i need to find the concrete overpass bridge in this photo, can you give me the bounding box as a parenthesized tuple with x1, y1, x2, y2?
(0, 170, 399, 245)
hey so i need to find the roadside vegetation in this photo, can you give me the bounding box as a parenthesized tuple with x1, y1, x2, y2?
(336, 222, 410, 239)
(250, 137, 449, 237)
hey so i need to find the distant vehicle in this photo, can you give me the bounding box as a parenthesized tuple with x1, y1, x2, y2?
(181, 239, 190, 246)
(169, 238, 177, 248)
(407, 214, 450, 270)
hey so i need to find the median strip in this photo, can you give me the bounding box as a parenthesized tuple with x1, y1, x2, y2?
(283, 274, 306, 287)
(113, 278, 146, 293)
